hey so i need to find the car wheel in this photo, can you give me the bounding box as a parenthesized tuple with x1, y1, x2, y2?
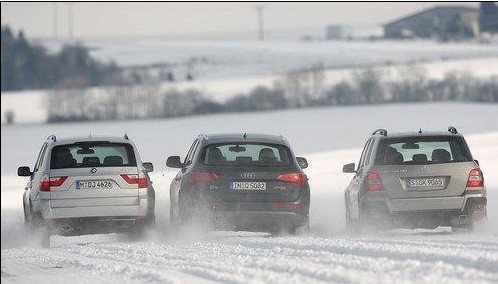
(178, 193, 200, 225)
(40, 228, 51, 248)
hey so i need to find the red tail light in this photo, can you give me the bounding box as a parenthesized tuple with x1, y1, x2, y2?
(121, 174, 148, 189)
(189, 172, 219, 185)
(367, 172, 384, 191)
(40, 174, 67, 191)
(474, 204, 486, 212)
(466, 168, 484, 188)
(276, 173, 307, 186)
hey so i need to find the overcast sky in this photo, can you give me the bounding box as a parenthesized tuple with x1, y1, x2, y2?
(1, 2, 477, 40)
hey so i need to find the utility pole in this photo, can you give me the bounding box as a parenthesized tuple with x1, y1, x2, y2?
(256, 5, 265, 41)
(67, 2, 74, 40)
(53, 2, 58, 40)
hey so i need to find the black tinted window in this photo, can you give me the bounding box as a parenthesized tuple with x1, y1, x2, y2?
(375, 136, 471, 165)
(202, 143, 291, 166)
(51, 143, 137, 169)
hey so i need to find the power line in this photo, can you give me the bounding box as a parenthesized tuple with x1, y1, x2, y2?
(67, 2, 74, 40)
(256, 5, 265, 41)
(53, 2, 58, 39)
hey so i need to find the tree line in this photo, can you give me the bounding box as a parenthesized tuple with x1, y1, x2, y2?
(47, 65, 498, 123)
(1, 25, 121, 91)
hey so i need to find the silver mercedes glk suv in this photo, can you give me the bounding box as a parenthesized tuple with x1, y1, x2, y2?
(343, 127, 487, 231)
(18, 135, 155, 245)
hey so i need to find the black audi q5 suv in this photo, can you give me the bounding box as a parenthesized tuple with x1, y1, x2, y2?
(167, 133, 310, 234)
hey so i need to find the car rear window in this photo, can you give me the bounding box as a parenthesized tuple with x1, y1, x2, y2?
(375, 136, 472, 165)
(202, 143, 291, 166)
(51, 142, 137, 169)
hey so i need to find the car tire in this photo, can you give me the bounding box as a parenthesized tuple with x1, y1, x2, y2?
(27, 212, 51, 248)
(170, 207, 179, 228)
(40, 228, 51, 248)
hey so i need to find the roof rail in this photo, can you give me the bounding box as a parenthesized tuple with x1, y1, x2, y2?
(124, 133, 129, 140)
(448, 126, 458, 134)
(372, 129, 387, 136)
(46, 134, 56, 142)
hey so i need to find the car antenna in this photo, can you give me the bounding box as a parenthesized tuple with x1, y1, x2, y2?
(418, 128, 422, 134)
(243, 133, 247, 139)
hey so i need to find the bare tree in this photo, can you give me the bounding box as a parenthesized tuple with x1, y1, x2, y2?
(353, 68, 385, 104)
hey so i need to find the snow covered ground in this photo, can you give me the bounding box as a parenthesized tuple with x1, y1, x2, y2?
(43, 39, 498, 80)
(3, 38, 498, 124)
(2, 57, 498, 124)
(2, 103, 498, 283)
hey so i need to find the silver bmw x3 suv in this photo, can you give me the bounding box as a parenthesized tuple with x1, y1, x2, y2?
(343, 127, 487, 231)
(18, 135, 155, 245)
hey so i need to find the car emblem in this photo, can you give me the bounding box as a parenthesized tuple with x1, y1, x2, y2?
(91, 168, 97, 174)
(241, 173, 256, 178)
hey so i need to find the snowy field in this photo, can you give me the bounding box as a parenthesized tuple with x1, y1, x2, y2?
(3, 57, 498, 125)
(2, 103, 498, 283)
(43, 39, 498, 79)
(3, 38, 498, 124)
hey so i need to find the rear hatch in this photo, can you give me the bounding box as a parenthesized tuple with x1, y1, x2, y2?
(48, 142, 140, 208)
(202, 167, 303, 202)
(376, 163, 475, 199)
(194, 142, 306, 203)
(373, 135, 475, 199)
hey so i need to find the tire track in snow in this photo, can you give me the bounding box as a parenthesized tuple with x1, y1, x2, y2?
(4, 233, 496, 284)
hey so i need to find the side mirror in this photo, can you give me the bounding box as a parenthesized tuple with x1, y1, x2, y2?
(166, 156, 183, 168)
(474, 159, 480, 166)
(343, 163, 356, 173)
(18, 166, 32, 177)
(296, 157, 308, 169)
(143, 162, 154, 172)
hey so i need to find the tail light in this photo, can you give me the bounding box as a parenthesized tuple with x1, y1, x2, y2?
(367, 172, 384, 191)
(276, 173, 307, 186)
(474, 204, 486, 212)
(40, 174, 67, 191)
(466, 168, 484, 188)
(189, 172, 219, 185)
(121, 173, 148, 189)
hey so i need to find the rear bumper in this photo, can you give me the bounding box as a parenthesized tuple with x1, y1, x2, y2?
(48, 216, 146, 236)
(364, 190, 486, 213)
(205, 201, 309, 231)
(387, 196, 465, 212)
(363, 195, 487, 228)
(33, 198, 149, 220)
(212, 211, 308, 230)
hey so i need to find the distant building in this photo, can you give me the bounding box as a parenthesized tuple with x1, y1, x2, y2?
(480, 2, 498, 34)
(325, 25, 350, 40)
(384, 6, 479, 40)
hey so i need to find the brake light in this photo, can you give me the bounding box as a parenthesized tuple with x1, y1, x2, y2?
(474, 204, 486, 212)
(121, 174, 148, 189)
(466, 168, 484, 188)
(276, 173, 307, 186)
(367, 172, 384, 191)
(40, 174, 50, 191)
(40, 174, 67, 191)
(189, 172, 219, 185)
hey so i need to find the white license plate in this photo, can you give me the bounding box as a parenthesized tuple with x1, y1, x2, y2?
(230, 182, 266, 191)
(76, 180, 113, 189)
(408, 178, 445, 188)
